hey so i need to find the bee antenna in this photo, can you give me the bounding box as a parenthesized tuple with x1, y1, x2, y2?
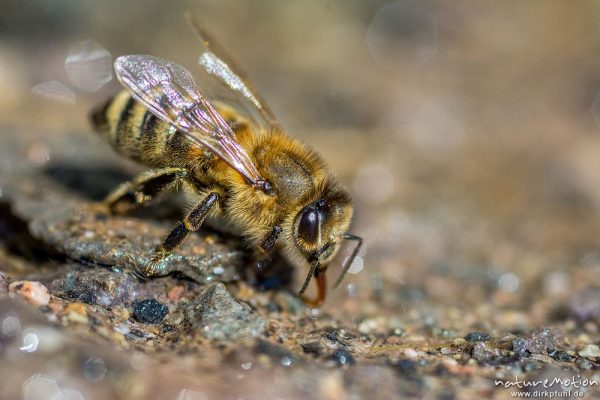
(299, 260, 319, 296)
(333, 233, 363, 289)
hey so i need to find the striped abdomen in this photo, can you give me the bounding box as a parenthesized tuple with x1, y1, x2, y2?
(90, 91, 196, 168)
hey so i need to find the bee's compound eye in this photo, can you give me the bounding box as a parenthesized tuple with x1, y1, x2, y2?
(298, 207, 319, 244)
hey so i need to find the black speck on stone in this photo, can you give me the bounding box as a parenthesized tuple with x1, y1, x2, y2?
(464, 332, 490, 342)
(132, 299, 168, 324)
(300, 341, 322, 355)
(330, 349, 355, 366)
(73, 290, 97, 305)
(552, 350, 571, 362)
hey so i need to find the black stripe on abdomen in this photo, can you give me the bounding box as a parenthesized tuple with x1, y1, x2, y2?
(115, 96, 137, 146)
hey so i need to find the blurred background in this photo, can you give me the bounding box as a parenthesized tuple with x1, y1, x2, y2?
(2, 1, 600, 397)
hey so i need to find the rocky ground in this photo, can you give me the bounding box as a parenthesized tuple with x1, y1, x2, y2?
(0, 121, 599, 400)
(2, 1, 600, 399)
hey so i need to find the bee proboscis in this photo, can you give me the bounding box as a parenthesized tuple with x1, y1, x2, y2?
(90, 13, 362, 306)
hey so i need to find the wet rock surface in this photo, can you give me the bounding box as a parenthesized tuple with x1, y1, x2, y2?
(3, 3, 600, 399)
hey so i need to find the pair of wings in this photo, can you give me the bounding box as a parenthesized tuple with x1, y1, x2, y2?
(114, 12, 278, 187)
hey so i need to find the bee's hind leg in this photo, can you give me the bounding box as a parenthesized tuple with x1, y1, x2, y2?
(103, 167, 189, 214)
(145, 192, 220, 277)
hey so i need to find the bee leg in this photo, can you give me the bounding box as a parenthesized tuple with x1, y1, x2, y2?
(145, 192, 219, 277)
(260, 225, 282, 253)
(104, 167, 189, 214)
(247, 225, 282, 286)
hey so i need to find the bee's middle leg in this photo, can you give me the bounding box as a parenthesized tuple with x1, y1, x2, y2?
(104, 167, 189, 214)
(145, 192, 219, 277)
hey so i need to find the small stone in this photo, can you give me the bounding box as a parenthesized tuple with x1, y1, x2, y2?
(168, 286, 185, 303)
(404, 348, 418, 359)
(9, 281, 50, 306)
(54, 270, 136, 307)
(183, 283, 265, 341)
(472, 342, 500, 362)
(552, 350, 571, 362)
(512, 328, 556, 356)
(512, 338, 528, 357)
(528, 328, 557, 353)
(132, 299, 168, 324)
(464, 332, 490, 342)
(577, 359, 593, 370)
(578, 344, 600, 358)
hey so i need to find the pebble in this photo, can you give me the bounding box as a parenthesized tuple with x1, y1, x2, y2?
(404, 348, 418, 359)
(472, 342, 500, 362)
(578, 344, 600, 358)
(551, 350, 571, 362)
(167, 286, 185, 303)
(512, 328, 556, 356)
(577, 359, 593, 370)
(184, 283, 265, 341)
(132, 299, 168, 324)
(464, 332, 490, 342)
(8, 281, 50, 306)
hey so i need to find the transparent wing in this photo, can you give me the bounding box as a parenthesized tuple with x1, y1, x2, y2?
(185, 11, 282, 130)
(114, 54, 262, 185)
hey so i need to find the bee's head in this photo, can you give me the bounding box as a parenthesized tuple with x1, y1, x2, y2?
(290, 179, 360, 306)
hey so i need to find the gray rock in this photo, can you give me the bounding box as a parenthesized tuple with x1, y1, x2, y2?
(183, 283, 266, 341)
(52, 269, 137, 307)
(512, 328, 556, 356)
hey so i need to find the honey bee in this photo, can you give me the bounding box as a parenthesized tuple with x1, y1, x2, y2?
(90, 14, 362, 306)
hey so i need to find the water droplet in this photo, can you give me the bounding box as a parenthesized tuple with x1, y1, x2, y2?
(23, 374, 60, 400)
(32, 80, 76, 104)
(64, 40, 112, 92)
(498, 273, 519, 293)
(83, 357, 107, 382)
(176, 389, 208, 400)
(212, 266, 225, 275)
(129, 352, 147, 370)
(241, 362, 252, 370)
(2, 316, 21, 337)
(280, 356, 293, 367)
(60, 389, 86, 400)
(346, 256, 364, 274)
(346, 283, 358, 297)
(20, 332, 39, 352)
(366, 0, 438, 68)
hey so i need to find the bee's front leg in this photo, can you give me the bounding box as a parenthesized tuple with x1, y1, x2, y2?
(144, 192, 219, 277)
(247, 225, 282, 286)
(103, 167, 189, 214)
